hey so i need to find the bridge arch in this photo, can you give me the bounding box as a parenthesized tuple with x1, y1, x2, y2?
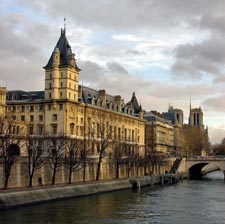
(189, 163, 209, 179)
(187, 159, 225, 179)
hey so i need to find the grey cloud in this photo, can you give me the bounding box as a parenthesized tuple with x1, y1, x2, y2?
(0, 13, 51, 91)
(200, 14, 225, 34)
(77, 59, 105, 84)
(24, 0, 225, 30)
(126, 50, 146, 56)
(107, 62, 129, 75)
(202, 95, 225, 113)
(171, 37, 225, 80)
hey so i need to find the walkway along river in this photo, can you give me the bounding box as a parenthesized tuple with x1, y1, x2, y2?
(0, 171, 224, 224)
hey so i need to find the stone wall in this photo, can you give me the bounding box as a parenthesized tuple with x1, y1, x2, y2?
(0, 157, 175, 189)
(0, 179, 131, 209)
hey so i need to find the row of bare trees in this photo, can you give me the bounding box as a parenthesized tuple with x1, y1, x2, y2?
(0, 114, 167, 189)
(0, 116, 87, 189)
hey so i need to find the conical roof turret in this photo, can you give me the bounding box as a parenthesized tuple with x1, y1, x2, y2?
(44, 28, 81, 71)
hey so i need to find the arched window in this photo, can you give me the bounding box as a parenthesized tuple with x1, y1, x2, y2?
(70, 123, 75, 135)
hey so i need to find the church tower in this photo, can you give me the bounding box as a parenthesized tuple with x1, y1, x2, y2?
(44, 27, 81, 101)
(189, 107, 204, 128)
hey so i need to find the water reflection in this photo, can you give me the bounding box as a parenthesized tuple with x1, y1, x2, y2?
(1, 176, 225, 224)
(204, 170, 224, 179)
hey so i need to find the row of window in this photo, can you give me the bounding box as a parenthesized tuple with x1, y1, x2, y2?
(9, 104, 64, 112)
(87, 122, 140, 143)
(20, 114, 57, 122)
(48, 82, 77, 90)
(48, 92, 76, 100)
(48, 72, 78, 81)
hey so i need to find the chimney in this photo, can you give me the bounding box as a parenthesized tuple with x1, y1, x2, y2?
(99, 89, 106, 107)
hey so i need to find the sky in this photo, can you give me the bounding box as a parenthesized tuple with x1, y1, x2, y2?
(0, 0, 225, 144)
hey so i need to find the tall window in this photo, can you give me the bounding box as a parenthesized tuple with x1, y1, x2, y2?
(70, 123, 75, 135)
(39, 105, 43, 111)
(30, 115, 34, 122)
(52, 125, 57, 135)
(39, 115, 43, 122)
(53, 114, 57, 121)
(38, 126, 43, 135)
(29, 126, 34, 135)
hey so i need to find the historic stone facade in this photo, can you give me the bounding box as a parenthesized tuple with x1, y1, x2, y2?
(144, 111, 174, 155)
(0, 28, 147, 188)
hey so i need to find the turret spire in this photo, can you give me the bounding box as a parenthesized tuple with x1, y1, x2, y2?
(64, 18, 66, 33)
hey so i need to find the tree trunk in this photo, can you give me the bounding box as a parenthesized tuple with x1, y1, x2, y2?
(68, 167, 72, 184)
(96, 153, 103, 181)
(51, 166, 57, 185)
(4, 174, 9, 189)
(29, 174, 33, 188)
(116, 161, 119, 179)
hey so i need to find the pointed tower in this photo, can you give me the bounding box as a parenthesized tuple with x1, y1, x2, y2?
(130, 92, 140, 114)
(43, 28, 81, 101)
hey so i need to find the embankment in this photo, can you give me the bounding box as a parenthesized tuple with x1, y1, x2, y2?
(0, 180, 131, 210)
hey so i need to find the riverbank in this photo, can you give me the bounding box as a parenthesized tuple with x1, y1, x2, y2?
(0, 179, 133, 210)
(0, 174, 182, 210)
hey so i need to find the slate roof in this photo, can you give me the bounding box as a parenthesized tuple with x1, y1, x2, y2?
(162, 112, 177, 124)
(144, 112, 171, 124)
(82, 86, 116, 105)
(44, 28, 80, 71)
(81, 86, 143, 117)
(7, 90, 44, 102)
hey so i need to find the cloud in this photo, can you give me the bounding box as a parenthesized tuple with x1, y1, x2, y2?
(171, 37, 225, 81)
(2, 0, 225, 144)
(208, 126, 225, 144)
(203, 95, 225, 113)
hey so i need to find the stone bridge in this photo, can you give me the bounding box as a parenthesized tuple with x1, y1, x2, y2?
(185, 156, 225, 179)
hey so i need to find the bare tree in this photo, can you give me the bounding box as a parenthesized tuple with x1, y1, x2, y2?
(0, 116, 26, 189)
(112, 140, 128, 179)
(47, 136, 66, 185)
(124, 145, 137, 178)
(88, 110, 112, 181)
(64, 138, 85, 184)
(26, 136, 46, 187)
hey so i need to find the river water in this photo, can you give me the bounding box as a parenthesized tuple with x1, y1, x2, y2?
(1, 171, 225, 224)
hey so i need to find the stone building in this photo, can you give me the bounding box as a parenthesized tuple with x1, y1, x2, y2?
(0, 87, 7, 116)
(144, 111, 174, 155)
(163, 105, 209, 157)
(1, 28, 146, 188)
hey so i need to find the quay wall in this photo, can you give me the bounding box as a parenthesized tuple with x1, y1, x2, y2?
(0, 180, 132, 210)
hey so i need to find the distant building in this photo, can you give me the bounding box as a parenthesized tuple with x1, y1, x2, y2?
(144, 111, 174, 155)
(0, 87, 7, 116)
(163, 105, 209, 157)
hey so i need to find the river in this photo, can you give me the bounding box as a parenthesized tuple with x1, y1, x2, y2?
(0, 171, 225, 224)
